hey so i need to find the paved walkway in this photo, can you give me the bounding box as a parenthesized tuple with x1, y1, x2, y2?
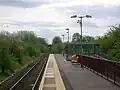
(55, 54, 120, 90)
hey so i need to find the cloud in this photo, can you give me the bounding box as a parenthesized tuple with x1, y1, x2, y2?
(0, 0, 50, 8)
(0, 20, 62, 31)
(67, 5, 120, 19)
(12, 21, 61, 28)
(0, 1, 120, 43)
(38, 29, 57, 43)
(69, 20, 100, 29)
(67, 5, 120, 31)
(0, 0, 120, 8)
(0, 19, 61, 43)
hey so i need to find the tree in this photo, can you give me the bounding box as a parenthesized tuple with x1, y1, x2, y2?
(0, 30, 49, 75)
(72, 33, 95, 43)
(72, 33, 80, 43)
(97, 24, 120, 60)
(51, 43, 63, 53)
(82, 36, 95, 42)
(39, 38, 48, 45)
(51, 36, 64, 53)
(52, 36, 62, 44)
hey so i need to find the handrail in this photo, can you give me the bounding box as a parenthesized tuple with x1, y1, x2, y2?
(77, 55, 120, 86)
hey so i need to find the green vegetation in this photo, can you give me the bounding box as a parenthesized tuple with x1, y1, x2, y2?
(0, 31, 49, 78)
(71, 33, 97, 55)
(72, 33, 95, 43)
(71, 25, 120, 60)
(52, 36, 62, 44)
(51, 24, 120, 61)
(0, 23, 116, 77)
(97, 25, 120, 61)
(1, 24, 119, 81)
(51, 36, 64, 54)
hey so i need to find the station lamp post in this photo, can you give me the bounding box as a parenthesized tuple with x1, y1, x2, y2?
(71, 15, 92, 54)
(65, 28, 70, 60)
(62, 34, 64, 43)
(66, 28, 69, 43)
(62, 34, 65, 56)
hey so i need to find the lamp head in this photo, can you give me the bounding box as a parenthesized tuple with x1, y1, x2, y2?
(71, 15, 77, 18)
(66, 28, 69, 30)
(86, 15, 92, 18)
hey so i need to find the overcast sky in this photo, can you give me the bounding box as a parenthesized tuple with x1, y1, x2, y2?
(0, 0, 120, 43)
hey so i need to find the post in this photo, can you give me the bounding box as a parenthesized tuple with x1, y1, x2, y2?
(66, 28, 69, 60)
(80, 17, 83, 55)
(68, 30, 69, 43)
(67, 29, 69, 60)
(62, 35, 64, 43)
(62, 35, 64, 56)
(63, 35, 64, 43)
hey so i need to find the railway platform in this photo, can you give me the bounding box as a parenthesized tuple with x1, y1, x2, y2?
(39, 54, 120, 90)
(55, 54, 120, 90)
(39, 54, 65, 90)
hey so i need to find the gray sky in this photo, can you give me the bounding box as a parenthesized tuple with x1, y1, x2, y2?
(0, 0, 120, 43)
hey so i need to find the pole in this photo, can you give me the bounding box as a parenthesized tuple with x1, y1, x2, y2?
(67, 29, 69, 60)
(63, 35, 64, 43)
(66, 29, 69, 60)
(62, 35, 64, 43)
(68, 30, 69, 43)
(62, 35, 64, 56)
(80, 17, 83, 55)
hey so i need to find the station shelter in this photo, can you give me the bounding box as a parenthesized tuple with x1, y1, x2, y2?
(67, 42, 100, 56)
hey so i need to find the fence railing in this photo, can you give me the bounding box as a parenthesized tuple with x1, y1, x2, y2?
(79, 55, 120, 86)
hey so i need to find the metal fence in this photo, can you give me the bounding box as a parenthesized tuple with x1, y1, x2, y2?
(79, 55, 120, 86)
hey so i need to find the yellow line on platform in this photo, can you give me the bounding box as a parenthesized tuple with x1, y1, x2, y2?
(52, 54, 66, 90)
(39, 54, 66, 90)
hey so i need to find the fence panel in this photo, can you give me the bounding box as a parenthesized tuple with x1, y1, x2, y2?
(81, 55, 120, 86)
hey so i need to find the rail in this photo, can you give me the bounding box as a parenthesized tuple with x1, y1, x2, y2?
(31, 59, 47, 90)
(0, 55, 47, 90)
(9, 57, 47, 90)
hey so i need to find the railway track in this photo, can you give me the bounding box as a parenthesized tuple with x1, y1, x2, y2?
(9, 58, 47, 90)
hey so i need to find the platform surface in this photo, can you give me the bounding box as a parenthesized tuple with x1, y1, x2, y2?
(55, 54, 120, 90)
(39, 54, 65, 90)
